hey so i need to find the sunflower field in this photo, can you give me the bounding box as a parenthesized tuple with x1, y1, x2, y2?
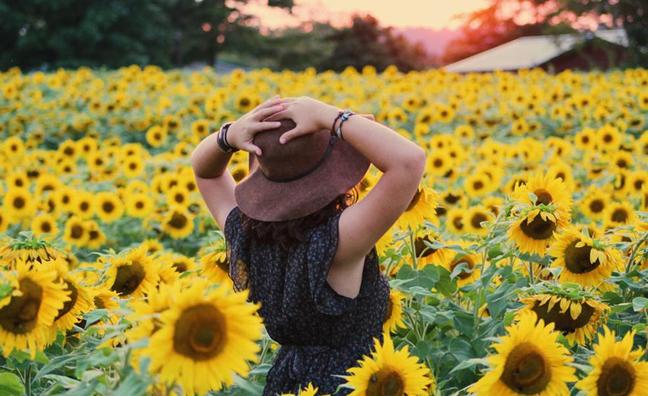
(0, 64, 647, 396)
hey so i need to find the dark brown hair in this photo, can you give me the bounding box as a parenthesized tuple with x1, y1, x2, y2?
(239, 187, 359, 250)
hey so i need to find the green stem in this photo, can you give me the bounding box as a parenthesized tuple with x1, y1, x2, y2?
(625, 232, 647, 273)
(408, 226, 418, 269)
(25, 364, 32, 396)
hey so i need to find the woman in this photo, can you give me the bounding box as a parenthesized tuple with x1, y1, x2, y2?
(191, 95, 425, 395)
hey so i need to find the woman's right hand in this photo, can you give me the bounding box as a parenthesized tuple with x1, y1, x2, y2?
(227, 95, 286, 155)
(264, 96, 341, 144)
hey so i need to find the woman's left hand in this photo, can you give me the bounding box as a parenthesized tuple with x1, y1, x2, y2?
(227, 95, 287, 155)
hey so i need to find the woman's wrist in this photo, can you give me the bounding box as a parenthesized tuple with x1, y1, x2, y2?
(318, 104, 343, 130)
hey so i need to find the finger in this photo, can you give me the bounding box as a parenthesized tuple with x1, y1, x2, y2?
(254, 104, 286, 121)
(240, 142, 262, 156)
(252, 121, 282, 132)
(251, 95, 282, 113)
(264, 109, 292, 121)
(279, 127, 305, 144)
(359, 113, 375, 121)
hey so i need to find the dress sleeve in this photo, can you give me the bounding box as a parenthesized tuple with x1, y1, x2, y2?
(305, 212, 359, 316)
(223, 207, 249, 293)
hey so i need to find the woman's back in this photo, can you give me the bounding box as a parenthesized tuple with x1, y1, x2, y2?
(224, 206, 390, 395)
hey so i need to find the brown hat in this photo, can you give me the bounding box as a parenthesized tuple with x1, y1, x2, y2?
(234, 118, 369, 222)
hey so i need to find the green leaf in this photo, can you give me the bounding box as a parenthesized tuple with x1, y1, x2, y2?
(0, 372, 25, 396)
(448, 357, 489, 374)
(632, 297, 648, 312)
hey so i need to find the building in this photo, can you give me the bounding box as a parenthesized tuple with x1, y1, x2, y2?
(444, 29, 628, 73)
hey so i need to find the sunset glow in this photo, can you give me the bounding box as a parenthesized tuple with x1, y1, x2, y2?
(239, 0, 490, 30)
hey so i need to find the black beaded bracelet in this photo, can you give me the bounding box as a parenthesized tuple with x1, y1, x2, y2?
(217, 122, 238, 153)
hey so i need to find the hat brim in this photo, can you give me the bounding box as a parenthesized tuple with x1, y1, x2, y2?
(234, 138, 370, 222)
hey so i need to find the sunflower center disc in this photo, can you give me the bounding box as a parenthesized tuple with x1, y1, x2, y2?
(532, 300, 595, 333)
(520, 215, 556, 240)
(611, 209, 628, 223)
(414, 235, 437, 258)
(169, 212, 188, 228)
(366, 370, 405, 396)
(471, 213, 488, 229)
(597, 357, 635, 396)
(55, 280, 78, 321)
(533, 189, 553, 205)
(564, 241, 601, 274)
(174, 303, 226, 361)
(590, 199, 604, 213)
(501, 343, 550, 394)
(111, 262, 145, 296)
(0, 278, 43, 334)
(450, 257, 474, 280)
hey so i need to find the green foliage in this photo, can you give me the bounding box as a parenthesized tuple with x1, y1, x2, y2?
(0, 0, 293, 70)
(320, 15, 432, 72)
(0, 372, 24, 396)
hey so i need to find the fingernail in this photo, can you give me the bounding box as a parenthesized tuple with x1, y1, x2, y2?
(279, 137, 285, 144)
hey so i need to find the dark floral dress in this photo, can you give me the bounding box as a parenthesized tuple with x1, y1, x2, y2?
(224, 206, 391, 395)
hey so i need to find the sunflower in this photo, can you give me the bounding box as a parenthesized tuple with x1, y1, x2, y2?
(508, 207, 562, 255)
(49, 265, 94, 334)
(603, 201, 637, 228)
(230, 162, 249, 183)
(141, 238, 165, 257)
(95, 191, 124, 223)
(440, 242, 482, 287)
(409, 228, 451, 269)
(63, 215, 89, 248)
(518, 290, 609, 346)
(469, 311, 577, 396)
(0, 260, 70, 358)
(165, 185, 190, 207)
(576, 326, 648, 396)
(579, 187, 610, 221)
(465, 172, 493, 197)
(280, 382, 323, 396)
(145, 278, 263, 395)
(0, 235, 63, 270)
(106, 245, 159, 298)
(122, 156, 144, 178)
(200, 248, 231, 284)
(342, 333, 434, 396)
(85, 220, 106, 250)
(465, 205, 495, 236)
(548, 227, 623, 287)
(446, 207, 467, 235)
(396, 186, 437, 232)
(125, 283, 174, 371)
(510, 171, 573, 223)
(426, 150, 454, 177)
(125, 192, 154, 218)
(383, 289, 406, 334)
(3, 188, 35, 221)
(73, 190, 95, 219)
(146, 125, 168, 148)
(161, 205, 194, 239)
(31, 213, 59, 237)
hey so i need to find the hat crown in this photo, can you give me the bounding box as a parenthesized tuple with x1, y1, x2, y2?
(252, 119, 331, 182)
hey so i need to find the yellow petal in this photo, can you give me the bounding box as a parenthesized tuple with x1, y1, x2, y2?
(570, 302, 582, 320)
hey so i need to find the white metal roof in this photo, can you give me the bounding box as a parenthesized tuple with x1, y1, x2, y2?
(443, 29, 628, 73)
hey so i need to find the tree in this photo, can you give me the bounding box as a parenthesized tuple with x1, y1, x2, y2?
(319, 14, 432, 72)
(0, 0, 293, 70)
(443, 0, 648, 66)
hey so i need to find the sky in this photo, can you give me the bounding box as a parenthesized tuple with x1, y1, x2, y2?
(239, 0, 490, 31)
